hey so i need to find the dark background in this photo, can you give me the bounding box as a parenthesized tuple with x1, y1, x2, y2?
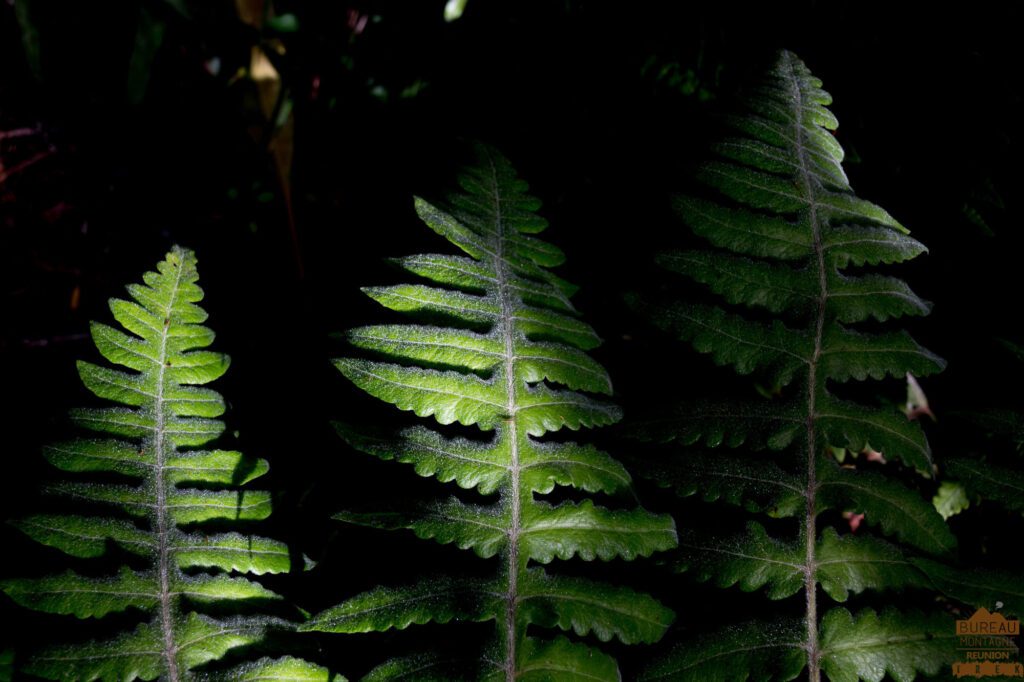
(2, 1, 1023, 678)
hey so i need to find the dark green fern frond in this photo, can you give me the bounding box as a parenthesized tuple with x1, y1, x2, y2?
(1, 248, 333, 682)
(945, 456, 1024, 515)
(630, 51, 969, 682)
(304, 145, 677, 679)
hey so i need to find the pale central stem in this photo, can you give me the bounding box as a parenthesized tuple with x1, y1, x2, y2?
(484, 154, 524, 682)
(783, 53, 826, 682)
(154, 261, 185, 682)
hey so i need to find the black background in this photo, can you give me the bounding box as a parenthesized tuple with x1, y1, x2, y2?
(2, 1, 1023, 678)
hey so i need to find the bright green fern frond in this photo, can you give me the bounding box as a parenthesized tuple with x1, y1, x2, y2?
(631, 51, 965, 681)
(310, 144, 676, 678)
(218, 657, 342, 682)
(1, 247, 326, 682)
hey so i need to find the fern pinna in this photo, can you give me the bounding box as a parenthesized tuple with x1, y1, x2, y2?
(1, 247, 329, 682)
(630, 52, 978, 682)
(303, 145, 677, 680)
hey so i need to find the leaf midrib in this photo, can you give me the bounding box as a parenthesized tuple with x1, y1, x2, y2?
(784, 51, 827, 682)
(483, 149, 524, 682)
(153, 259, 186, 682)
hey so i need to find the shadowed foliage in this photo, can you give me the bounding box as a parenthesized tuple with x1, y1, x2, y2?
(627, 51, 1017, 682)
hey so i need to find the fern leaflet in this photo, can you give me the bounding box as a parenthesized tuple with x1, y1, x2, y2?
(1, 247, 333, 682)
(304, 145, 677, 680)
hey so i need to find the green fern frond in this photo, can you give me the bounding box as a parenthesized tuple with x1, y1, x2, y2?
(945, 458, 1024, 514)
(631, 51, 963, 681)
(624, 450, 805, 517)
(219, 657, 343, 682)
(637, 620, 807, 682)
(911, 559, 1024, 618)
(361, 652, 482, 682)
(306, 145, 677, 678)
(818, 609, 956, 682)
(1, 247, 331, 682)
(816, 462, 954, 555)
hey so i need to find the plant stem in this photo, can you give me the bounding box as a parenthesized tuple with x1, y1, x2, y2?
(784, 51, 824, 682)
(487, 150, 524, 682)
(154, 258, 186, 682)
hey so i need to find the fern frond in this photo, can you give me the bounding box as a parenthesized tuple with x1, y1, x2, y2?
(813, 530, 928, 602)
(220, 657, 342, 682)
(637, 620, 806, 682)
(624, 450, 804, 517)
(308, 145, 677, 678)
(945, 458, 1024, 514)
(640, 610, 959, 682)
(361, 652, 482, 682)
(631, 51, 965, 681)
(1, 247, 321, 682)
(912, 559, 1024, 618)
(625, 397, 805, 450)
(818, 609, 956, 682)
(675, 524, 932, 603)
(816, 462, 955, 554)
(943, 399, 1024, 514)
(303, 578, 498, 632)
(673, 521, 805, 599)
